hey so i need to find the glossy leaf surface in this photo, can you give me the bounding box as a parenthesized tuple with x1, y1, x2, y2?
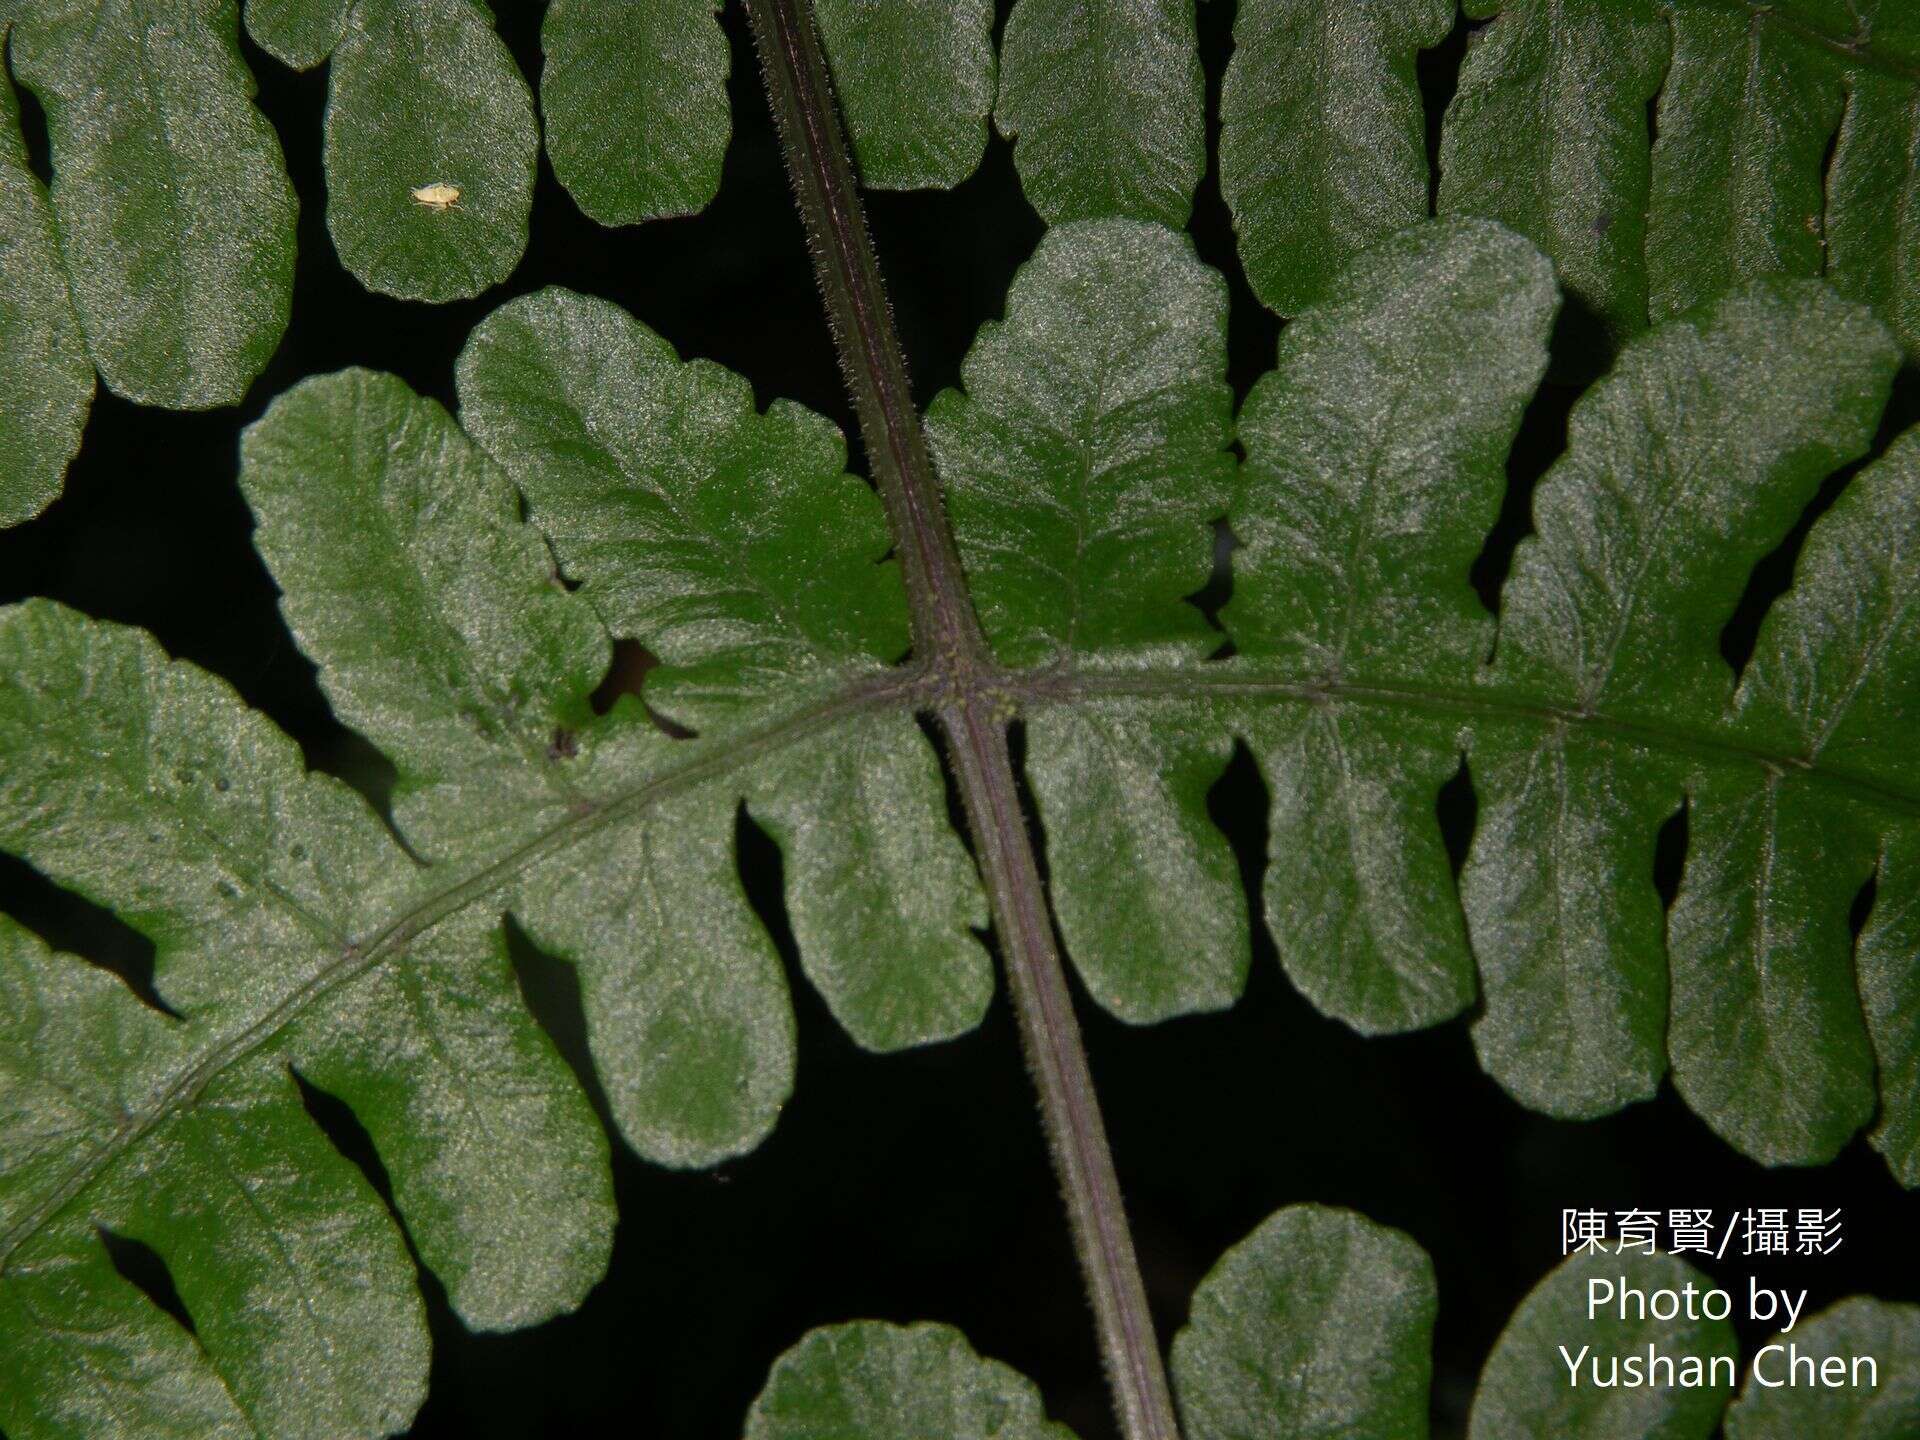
(0, 55, 90, 527)
(1438, 0, 1666, 348)
(8, 0, 295, 408)
(990, 218, 1916, 1177)
(746, 1322, 1076, 1440)
(6, 208, 1920, 1439)
(814, 0, 994, 191)
(1171, 1205, 1436, 1440)
(1224, 0, 1920, 360)
(541, 0, 731, 225)
(1222, 0, 1451, 314)
(1469, 1250, 1737, 1440)
(325, 0, 537, 300)
(1724, 1298, 1920, 1440)
(995, 0, 1204, 226)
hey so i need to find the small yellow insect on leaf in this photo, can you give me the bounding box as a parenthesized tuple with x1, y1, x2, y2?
(410, 182, 461, 211)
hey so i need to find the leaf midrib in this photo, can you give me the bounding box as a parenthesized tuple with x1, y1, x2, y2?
(0, 668, 920, 1272)
(15, 641, 1911, 1271)
(1023, 665, 1920, 817)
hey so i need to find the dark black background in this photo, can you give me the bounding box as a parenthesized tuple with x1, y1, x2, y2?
(3, 5, 1916, 1438)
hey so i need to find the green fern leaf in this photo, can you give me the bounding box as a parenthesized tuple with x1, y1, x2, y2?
(925, 219, 1240, 1021)
(1170, 1205, 1436, 1440)
(1222, 0, 1920, 363)
(0, 615, 608, 1436)
(1861, 831, 1920, 1184)
(1645, 5, 1845, 323)
(1438, 0, 1667, 349)
(1824, 67, 1920, 366)
(244, 0, 352, 68)
(5, 184, 1918, 1439)
(5, 0, 295, 408)
(1724, 1297, 1920, 1438)
(239, 0, 538, 301)
(13, 12, 1920, 1429)
(765, 1209, 1894, 1440)
(0, 49, 91, 528)
(1221, 0, 1454, 315)
(813, 0, 994, 191)
(1475, 275, 1896, 1154)
(1226, 220, 1554, 1034)
(1469, 1250, 1736, 1439)
(746, 1321, 1075, 1440)
(948, 216, 1915, 1176)
(324, 0, 535, 301)
(995, 0, 1204, 226)
(540, 0, 731, 225)
(0, 290, 994, 1435)
(454, 288, 989, 1054)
